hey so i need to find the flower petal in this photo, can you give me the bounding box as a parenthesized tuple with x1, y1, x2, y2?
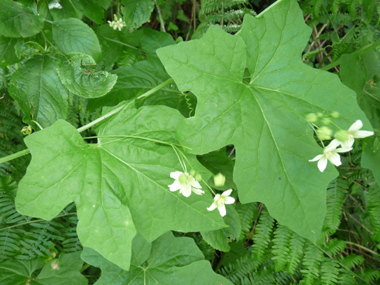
(354, 130, 374, 139)
(336, 146, 352, 153)
(213, 194, 221, 202)
(309, 154, 323, 162)
(207, 203, 217, 211)
(317, 157, 328, 172)
(348, 120, 363, 132)
(180, 184, 192, 197)
(192, 188, 205, 195)
(168, 181, 181, 192)
(325, 139, 340, 152)
(170, 171, 183, 179)
(190, 178, 202, 189)
(225, 197, 235, 204)
(221, 189, 233, 197)
(328, 153, 341, 166)
(218, 205, 227, 217)
(341, 138, 354, 149)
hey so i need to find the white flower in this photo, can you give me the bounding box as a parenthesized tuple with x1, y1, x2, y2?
(207, 189, 235, 217)
(168, 171, 204, 197)
(108, 15, 126, 31)
(309, 140, 352, 172)
(334, 120, 374, 148)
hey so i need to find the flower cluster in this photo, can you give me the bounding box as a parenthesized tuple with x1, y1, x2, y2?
(168, 171, 235, 217)
(108, 15, 126, 31)
(309, 120, 373, 172)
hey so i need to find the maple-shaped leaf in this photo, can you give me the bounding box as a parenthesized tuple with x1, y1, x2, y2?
(157, 0, 371, 241)
(15, 102, 225, 270)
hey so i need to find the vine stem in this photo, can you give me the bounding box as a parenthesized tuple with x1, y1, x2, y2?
(0, 78, 174, 164)
(321, 39, 380, 71)
(154, 0, 166, 32)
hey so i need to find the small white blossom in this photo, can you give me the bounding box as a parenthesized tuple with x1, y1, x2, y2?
(168, 171, 204, 197)
(309, 140, 352, 172)
(334, 120, 374, 148)
(108, 15, 126, 31)
(207, 189, 235, 217)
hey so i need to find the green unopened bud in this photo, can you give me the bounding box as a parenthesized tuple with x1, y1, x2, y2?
(21, 126, 32, 135)
(335, 130, 349, 142)
(316, 126, 332, 140)
(214, 173, 226, 187)
(179, 174, 188, 184)
(317, 112, 324, 118)
(306, 113, 317, 123)
(321, 118, 331, 125)
(195, 173, 202, 182)
(190, 170, 196, 176)
(330, 111, 340, 118)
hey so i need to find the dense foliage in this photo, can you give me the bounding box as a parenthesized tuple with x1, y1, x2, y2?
(0, 0, 380, 284)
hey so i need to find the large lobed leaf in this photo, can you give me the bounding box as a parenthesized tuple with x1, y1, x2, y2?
(121, 0, 154, 32)
(81, 232, 233, 285)
(15, 102, 225, 270)
(157, 0, 371, 241)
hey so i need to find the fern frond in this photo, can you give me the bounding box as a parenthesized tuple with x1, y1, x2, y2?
(323, 238, 346, 255)
(301, 242, 324, 284)
(285, 230, 305, 274)
(236, 202, 257, 241)
(271, 225, 291, 272)
(338, 253, 364, 268)
(324, 178, 346, 233)
(359, 268, 380, 283)
(251, 209, 274, 260)
(320, 257, 340, 285)
(367, 182, 380, 238)
(338, 272, 359, 285)
(312, 0, 325, 19)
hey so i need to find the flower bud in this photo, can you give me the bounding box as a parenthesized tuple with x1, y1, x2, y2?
(335, 130, 349, 142)
(316, 126, 332, 140)
(214, 173, 226, 187)
(190, 170, 196, 176)
(306, 113, 317, 123)
(21, 126, 32, 135)
(321, 118, 331, 125)
(330, 111, 340, 118)
(317, 112, 324, 118)
(195, 173, 202, 182)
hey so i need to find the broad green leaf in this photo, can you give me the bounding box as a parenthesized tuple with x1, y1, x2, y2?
(362, 137, 380, 185)
(201, 207, 241, 252)
(16, 102, 225, 270)
(0, 252, 87, 285)
(0, 1, 44, 38)
(52, 18, 101, 60)
(157, 0, 371, 241)
(71, 0, 104, 24)
(50, 0, 83, 21)
(121, 0, 154, 32)
(57, 53, 117, 98)
(9, 55, 69, 128)
(198, 148, 236, 190)
(0, 36, 20, 67)
(89, 28, 194, 117)
(340, 46, 380, 131)
(81, 232, 233, 285)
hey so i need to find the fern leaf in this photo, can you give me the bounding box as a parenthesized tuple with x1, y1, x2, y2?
(252, 209, 274, 260)
(323, 238, 346, 255)
(285, 230, 305, 274)
(320, 257, 340, 285)
(359, 268, 380, 283)
(271, 224, 291, 272)
(301, 242, 324, 284)
(236, 202, 257, 241)
(324, 178, 346, 233)
(338, 253, 364, 269)
(312, 0, 325, 19)
(367, 182, 380, 239)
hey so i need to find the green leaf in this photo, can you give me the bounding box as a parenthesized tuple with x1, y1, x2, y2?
(0, 1, 44, 38)
(57, 53, 117, 98)
(0, 252, 87, 285)
(157, 0, 371, 242)
(81, 232, 233, 285)
(52, 18, 101, 60)
(340, 46, 380, 131)
(15, 102, 225, 270)
(8, 54, 69, 128)
(50, 0, 83, 21)
(121, 0, 154, 32)
(201, 207, 241, 252)
(36, 252, 88, 285)
(198, 148, 236, 190)
(71, 0, 104, 24)
(362, 137, 380, 185)
(0, 36, 20, 67)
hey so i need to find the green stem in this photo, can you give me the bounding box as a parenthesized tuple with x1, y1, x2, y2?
(321, 39, 380, 71)
(0, 78, 175, 164)
(101, 37, 139, 50)
(0, 149, 30, 164)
